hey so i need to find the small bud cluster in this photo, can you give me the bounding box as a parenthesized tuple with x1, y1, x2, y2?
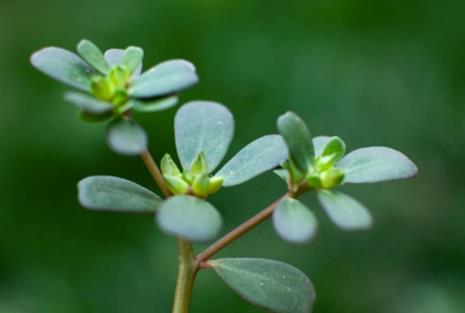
(283, 137, 346, 190)
(91, 66, 131, 108)
(161, 152, 224, 198)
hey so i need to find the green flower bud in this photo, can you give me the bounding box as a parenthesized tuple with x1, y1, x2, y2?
(320, 168, 345, 189)
(315, 155, 337, 172)
(91, 76, 115, 101)
(164, 175, 189, 195)
(182, 171, 194, 184)
(307, 174, 322, 189)
(112, 90, 129, 106)
(208, 176, 224, 194)
(190, 151, 208, 176)
(109, 66, 130, 90)
(192, 174, 210, 198)
(161, 154, 181, 176)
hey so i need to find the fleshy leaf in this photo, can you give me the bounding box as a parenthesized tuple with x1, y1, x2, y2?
(321, 136, 346, 162)
(175, 101, 234, 173)
(338, 147, 418, 183)
(77, 39, 110, 74)
(277, 112, 313, 172)
(156, 195, 222, 242)
(216, 135, 288, 187)
(132, 96, 178, 113)
(78, 176, 161, 213)
(130, 60, 198, 98)
(312, 136, 331, 157)
(31, 47, 95, 91)
(121, 46, 144, 73)
(209, 258, 315, 313)
(107, 118, 147, 155)
(104, 49, 142, 77)
(64, 92, 113, 114)
(317, 190, 372, 230)
(273, 198, 317, 243)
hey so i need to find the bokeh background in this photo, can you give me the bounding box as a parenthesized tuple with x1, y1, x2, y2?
(1, 0, 465, 312)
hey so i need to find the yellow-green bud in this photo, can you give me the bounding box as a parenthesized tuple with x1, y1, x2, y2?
(108, 66, 130, 90)
(91, 76, 114, 101)
(208, 176, 224, 194)
(164, 175, 189, 195)
(161, 154, 181, 176)
(182, 171, 194, 184)
(192, 174, 210, 198)
(307, 174, 322, 189)
(320, 168, 345, 189)
(190, 151, 208, 176)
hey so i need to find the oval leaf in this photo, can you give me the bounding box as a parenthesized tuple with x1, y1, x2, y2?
(64, 92, 113, 114)
(216, 135, 288, 187)
(321, 136, 346, 162)
(273, 198, 317, 243)
(317, 190, 372, 230)
(77, 39, 110, 74)
(338, 147, 418, 183)
(107, 118, 148, 155)
(277, 111, 313, 172)
(157, 195, 222, 242)
(210, 258, 315, 313)
(132, 96, 178, 113)
(175, 101, 234, 172)
(104, 49, 142, 77)
(130, 60, 198, 98)
(31, 47, 95, 91)
(78, 176, 161, 213)
(121, 46, 144, 73)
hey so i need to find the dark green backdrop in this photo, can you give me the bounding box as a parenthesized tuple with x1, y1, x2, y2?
(1, 0, 464, 312)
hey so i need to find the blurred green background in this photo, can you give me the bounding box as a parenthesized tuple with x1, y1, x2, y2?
(1, 0, 465, 312)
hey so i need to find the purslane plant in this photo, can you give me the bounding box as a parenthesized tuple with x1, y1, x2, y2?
(31, 39, 418, 313)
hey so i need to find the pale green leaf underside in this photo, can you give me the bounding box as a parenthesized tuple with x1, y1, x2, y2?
(132, 96, 178, 113)
(273, 198, 317, 243)
(31, 47, 95, 91)
(157, 195, 222, 242)
(210, 258, 315, 313)
(64, 92, 113, 114)
(317, 190, 372, 230)
(277, 111, 313, 172)
(338, 146, 418, 183)
(104, 49, 142, 77)
(77, 39, 110, 74)
(130, 60, 198, 98)
(175, 101, 234, 173)
(216, 135, 288, 187)
(107, 119, 147, 156)
(78, 176, 161, 213)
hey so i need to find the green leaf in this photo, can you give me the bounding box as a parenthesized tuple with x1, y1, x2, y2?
(121, 46, 144, 73)
(107, 118, 147, 155)
(175, 101, 234, 173)
(321, 136, 346, 162)
(273, 169, 289, 182)
(77, 39, 110, 74)
(209, 258, 315, 313)
(104, 49, 142, 77)
(317, 190, 372, 230)
(277, 111, 313, 172)
(64, 92, 113, 114)
(216, 135, 288, 187)
(31, 47, 95, 91)
(338, 147, 418, 183)
(132, 96, 178, 113)
(130, 60, 198, 98)
(273, 198, 317, 243)
(157, 195, 222, 242)
(161, 154, 181, 176)
(312, 136, 331, 157)
(78, 176, 161, 213)
(80, 110, 113, 123)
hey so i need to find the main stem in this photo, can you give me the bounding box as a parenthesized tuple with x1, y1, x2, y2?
(172, 239, 198, 313)
(139, 150, 197, 313)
